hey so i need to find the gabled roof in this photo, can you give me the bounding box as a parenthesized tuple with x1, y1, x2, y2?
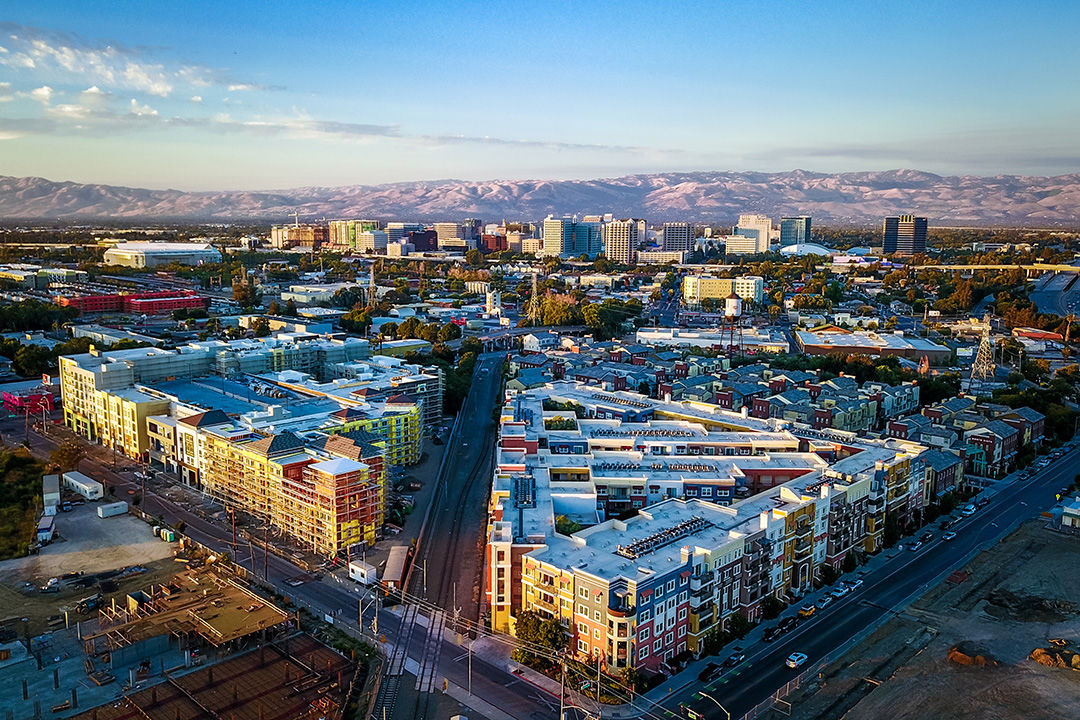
(1004, 406, 1045, 423)
(923, 449, 962, 472)
(178, 409, 232, 428)
(246, 430, 306, 456)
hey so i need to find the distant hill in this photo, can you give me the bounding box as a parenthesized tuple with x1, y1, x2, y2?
(2, 169, 1080, 225)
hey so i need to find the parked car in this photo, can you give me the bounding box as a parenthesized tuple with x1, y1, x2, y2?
(723, 652, 746, 668)
(697, 662, 722, 682)
(908, 541, 923, 551)
(961, 504, 976, 516)
(829, 586, 849, 599)
(786, 652, 808, 669)
(763, 626, 780, 642)
(921, 532, 934, 543)
(798, 604, 816, 619)
(942, 531, 957, 541)
(843, 578, 864, 590)
(778, 616, 799, 633)
(817, 595, 834, 610)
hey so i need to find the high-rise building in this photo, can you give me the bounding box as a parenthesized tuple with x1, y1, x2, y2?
(722, 235, 762, 256)
(271, 225, 329, 250)
(883, 215, 927, 255)
(461, 218, 483, 241)
(662, 222, 693, 252)
(385, 222, 423, 244)
(733, 214, 772, 253)
(329, 220, 380, 249)
(603, 219, 640, 264)
(541, 216, 603, 258)
(434, 222, 462, 241)
(682, 275, 765, 305)
(780, 216, 812, 246)
(357, 230, 388, 253)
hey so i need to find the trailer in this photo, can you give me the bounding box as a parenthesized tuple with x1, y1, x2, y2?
(36, 515, 55, 543)
(42, 474, 60, 515)
(381, 546, 411, 595)
(97, 501, 128, 519)
(62, 471, 104, 500)
(348, 560, 378, 586)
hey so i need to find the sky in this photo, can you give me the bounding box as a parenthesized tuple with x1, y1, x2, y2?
(0, 0, 1078, 190)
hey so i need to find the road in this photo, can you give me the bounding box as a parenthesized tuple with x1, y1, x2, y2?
(672, 443, 1080, 720)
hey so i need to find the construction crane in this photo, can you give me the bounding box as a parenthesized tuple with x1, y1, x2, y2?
(288, 211, 301, 226)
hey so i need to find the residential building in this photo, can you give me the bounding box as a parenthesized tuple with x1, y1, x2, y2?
(721, 235, 765, 256)
(329, 220, 381, 249)
(602, 219, 640, 264)
(732, 214, 772, 253)
(542, 217, 604, 259)
(637, 250, 686, 265)
(682, 275, 765, 306)
(357, 230, 388, 253)
(882, 215, 927, 255)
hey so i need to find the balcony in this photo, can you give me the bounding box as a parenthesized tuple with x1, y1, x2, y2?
(794, 522, 812, 539)
(793, 539, 811, 557)
(690, 571, 714, 592)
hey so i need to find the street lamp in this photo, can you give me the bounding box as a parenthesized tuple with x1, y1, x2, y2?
(698, 691, 731, 720)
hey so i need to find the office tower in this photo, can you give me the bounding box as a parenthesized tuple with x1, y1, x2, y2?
(662, 222, 693, 252)
(407, 230, 438, 251)
(357, 230, 388, 253)
(541, 216, 603, 258)
(733, 214, 772, 253)
(603, 219, 639, 264)
(434, 222, 462, 241)
(385, 222, 423, 244)
(883, 215, 927, 255)
(780, 216, 812, 246)
(461, 218, 483, 241)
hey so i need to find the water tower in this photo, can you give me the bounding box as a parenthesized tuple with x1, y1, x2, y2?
(722, 292, 743, 355)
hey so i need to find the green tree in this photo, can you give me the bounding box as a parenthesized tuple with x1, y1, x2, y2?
(232, 279, 262, 309)
(438, 323, 462, 342)
(283, 299, 298, 317)
(267, 300, 282, 316)
(761, 595, 784, 620)
(252, 318, 271, 337)
(465, 249, 484, 268)
(49, 441, 85, 472)
(511, 611, 568, 671)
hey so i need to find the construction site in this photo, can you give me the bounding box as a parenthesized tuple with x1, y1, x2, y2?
(769, 520, 1080, 720)
(0, 566, 359, 720)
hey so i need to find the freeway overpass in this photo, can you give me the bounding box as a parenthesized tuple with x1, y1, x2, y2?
(918, 263, 1080, 276)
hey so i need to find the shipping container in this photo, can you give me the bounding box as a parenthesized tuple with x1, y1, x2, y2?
(97, 501, 128, 518)
(62, 471, 104, 500)
(348, 560, 377, 586)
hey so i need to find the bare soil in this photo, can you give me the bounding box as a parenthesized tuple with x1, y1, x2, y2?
(774, 521, 1080, 720)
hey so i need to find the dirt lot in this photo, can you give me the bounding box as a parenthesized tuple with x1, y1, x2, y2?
(0, 503, 178, 634)
(775, 521, 1080, 720)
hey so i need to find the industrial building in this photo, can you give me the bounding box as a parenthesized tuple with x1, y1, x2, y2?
(102, 242, 222, 268)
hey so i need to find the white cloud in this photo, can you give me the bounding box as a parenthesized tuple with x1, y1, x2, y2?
(29, 85, 53, 104)
(129, 98, 158, 116)
(0, 23, 281, 97)
(227, 83, 255, 92)
(190, 95, 202, 103)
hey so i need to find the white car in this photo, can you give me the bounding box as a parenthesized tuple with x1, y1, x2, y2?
(786, 652, 808, 669)
(960, 504, 976, 516)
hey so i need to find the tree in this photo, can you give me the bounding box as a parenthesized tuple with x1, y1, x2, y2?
(283, 299, 298, 317)
(761, 595, 784, 620)
(232, 279, 262, 309)
(465, 249, 484, 268)
(511, 611, 568, 671)
(726, 611, 753, 639)
(50, 441, 85, 472)
(267, 301, 282, 316)
(252, 318, 271, 337)
(438, 323, 462, 342)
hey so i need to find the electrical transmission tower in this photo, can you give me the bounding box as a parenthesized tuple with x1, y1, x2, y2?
(968, 321, 996, 392)
(530, 273, 542, 325)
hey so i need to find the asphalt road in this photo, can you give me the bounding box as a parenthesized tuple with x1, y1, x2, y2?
(673, 444, 1080, 720)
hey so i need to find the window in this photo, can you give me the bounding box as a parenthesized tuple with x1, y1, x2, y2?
(578, 604, 587, 615)
(680, 575, 688, 586)
(578, 640, 589, 652)
(594, 610, 601, 622)
(678, 608, 687, 620)
(594, 629, 601, 639)
(678, 626, 687, 638)
(667, 580, 676, 592)
(639, 647, 649, 659)
(639, 628, 649, 641)
(653, 639, 662, 651)
(578, 622, 588, 634)
(655, 586, 663, 598)
(639, 609, 651, 622)
(580, 587, 589, 598)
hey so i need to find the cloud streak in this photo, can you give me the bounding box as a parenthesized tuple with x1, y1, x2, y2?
(0, 23, 280, 97)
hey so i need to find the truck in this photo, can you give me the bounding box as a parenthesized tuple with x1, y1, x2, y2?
(75, 593, 102, 613)
(97, 501, 128, 519)
(62, 471, 104, 500)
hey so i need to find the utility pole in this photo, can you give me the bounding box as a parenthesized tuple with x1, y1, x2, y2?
(263, 525, 269, 581)
(467, 638, 472, 696)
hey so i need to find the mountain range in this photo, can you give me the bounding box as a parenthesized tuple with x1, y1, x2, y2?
(2, 170, 1080, 226)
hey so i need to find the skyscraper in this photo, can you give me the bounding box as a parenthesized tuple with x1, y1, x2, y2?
(883, 215, 927, 255)
(733, 214, 772, 254)
(541, 216, 603, 258)
(603, 219, 639, 264)
(780, 216, 812, 246)
(662, 222, 693, 252)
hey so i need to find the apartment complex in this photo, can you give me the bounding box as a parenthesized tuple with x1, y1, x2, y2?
(269, 225, 329, 250)
(882, 215, 928, 255)
(329, 220, 382, 249)
(681, 275, 765, 306)
(55, 289, 209, 315)
(602, 219, 640, 264)
(486, 381, 930, 673)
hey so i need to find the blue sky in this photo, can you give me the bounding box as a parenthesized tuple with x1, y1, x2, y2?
(1, 0, 1077, 189)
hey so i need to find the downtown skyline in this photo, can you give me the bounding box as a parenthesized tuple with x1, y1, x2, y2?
(1, 0, 1078, 190)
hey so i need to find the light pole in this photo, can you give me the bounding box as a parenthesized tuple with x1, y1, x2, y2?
(699, 691, 731, 720)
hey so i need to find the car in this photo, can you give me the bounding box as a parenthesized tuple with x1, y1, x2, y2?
(798, 604, 816, 619)
(843, 578, 864, 590)
(763, 626, 780, 642)
(817, 595, 834, 610)
(908, 541, 923, 551)
(829, 587, 849, 599)
(961, 504, 976, 516)
(697, 662, 722, 682)
(939, 519, 953, 530)
(723, 652, 746, 668)
(786, 652, 808, 669)
(284, 576, 307, 587)
(942, 531, 957, 541)
(778, 616, 798, 633)
(921, 532, 934, 543)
